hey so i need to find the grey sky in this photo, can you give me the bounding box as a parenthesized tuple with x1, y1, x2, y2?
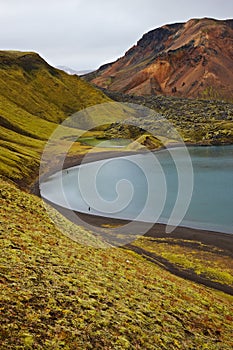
(0, 0, 232, 70)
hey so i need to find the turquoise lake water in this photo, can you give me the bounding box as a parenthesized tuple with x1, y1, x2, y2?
(40, 145, 233, 234)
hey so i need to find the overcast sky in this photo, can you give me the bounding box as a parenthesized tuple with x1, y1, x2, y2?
(0, 0, 232, 71)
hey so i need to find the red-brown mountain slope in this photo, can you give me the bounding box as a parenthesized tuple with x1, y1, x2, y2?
(86, 18, 233, 101)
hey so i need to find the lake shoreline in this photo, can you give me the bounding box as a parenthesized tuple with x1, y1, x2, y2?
(35, 148, 233, 255)
(42, 199, 233, 295)
(32, 143, 233, 194)
(47, 201, 233, 254)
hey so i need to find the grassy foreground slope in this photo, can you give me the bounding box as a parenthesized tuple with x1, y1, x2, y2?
(0, 51, 110, 185)
(1, 177, 233, 349)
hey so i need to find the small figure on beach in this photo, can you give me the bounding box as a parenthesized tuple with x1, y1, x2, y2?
(88, 206, 91, 212)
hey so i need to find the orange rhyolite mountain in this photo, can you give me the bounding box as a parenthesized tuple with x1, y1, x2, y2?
(86, 18, 233, 101)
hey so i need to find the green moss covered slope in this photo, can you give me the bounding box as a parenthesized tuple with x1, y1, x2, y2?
(1, 177, 233, 349)
(0, 51, 110, 185)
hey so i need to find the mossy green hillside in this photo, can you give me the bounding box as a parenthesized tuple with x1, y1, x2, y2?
(0, 51, 110, 122)
(0, 51, 110, 185)
(1, 177, 233, 349)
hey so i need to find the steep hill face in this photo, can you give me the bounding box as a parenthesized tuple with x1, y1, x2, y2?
(0, 51, 109, 125)
(1, 177, 233, 349)
(86, 18, 233, 101)
(0, 51, 110, 184)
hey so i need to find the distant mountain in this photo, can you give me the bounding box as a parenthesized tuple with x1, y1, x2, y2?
(57, 66, 93, 76)
(77, 69, 94, 75)
(57, 65, 79, 75)
(85, 18, 233, 101)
